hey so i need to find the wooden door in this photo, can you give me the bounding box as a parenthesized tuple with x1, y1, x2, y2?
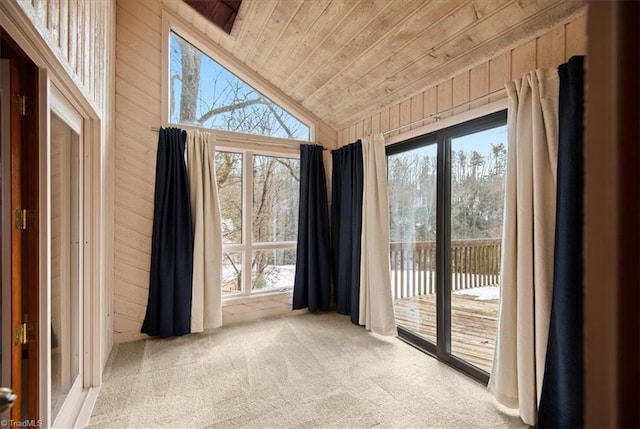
(2, 34, 40, 423)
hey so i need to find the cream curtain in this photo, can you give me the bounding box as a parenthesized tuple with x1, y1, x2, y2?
(359, 133, 397, 336)
(488, 70, 559, 426)
(186, 130, 223, 332)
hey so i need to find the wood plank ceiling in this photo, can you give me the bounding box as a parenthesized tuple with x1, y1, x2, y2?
(185, 0, 584, 130)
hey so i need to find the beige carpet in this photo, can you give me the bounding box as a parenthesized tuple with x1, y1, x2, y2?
(88, 312, 524, 428)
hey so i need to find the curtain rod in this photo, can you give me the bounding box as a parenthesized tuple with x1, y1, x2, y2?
(149, 127, 326, 150)
(382, 87, 507, 136)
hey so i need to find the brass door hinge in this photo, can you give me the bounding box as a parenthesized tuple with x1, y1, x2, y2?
(14, 209, 36, 230)
(14, 322, 36, 345)
(14, 94, 32, 116)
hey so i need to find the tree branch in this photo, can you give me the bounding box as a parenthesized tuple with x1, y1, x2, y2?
(197, 98, 266, 124)
(265, 103, 294, 138)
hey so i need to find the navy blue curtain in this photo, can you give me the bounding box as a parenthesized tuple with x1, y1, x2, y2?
(538, 56, 585, 428)
(293, 145, 332, 311)
(141, 127, 194, 337)
(331, 141, 363, 324)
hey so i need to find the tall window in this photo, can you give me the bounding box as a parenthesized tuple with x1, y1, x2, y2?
(169, 31, 311, 141)
(166, 27, 309, 298)
(217, 150, 300, 296)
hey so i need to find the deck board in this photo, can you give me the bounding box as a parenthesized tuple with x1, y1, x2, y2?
(394, 292, 499, 372)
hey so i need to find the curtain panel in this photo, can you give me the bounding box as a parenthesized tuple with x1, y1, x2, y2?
(331, 141, 364, 324)
(488, 69, 559, 426)
(186, 130, 223, 332)
(538, 55, 585, 428)
(293, 144, 332, 312)
(141, 127, 194, 337)
(359, 134, 397, 336)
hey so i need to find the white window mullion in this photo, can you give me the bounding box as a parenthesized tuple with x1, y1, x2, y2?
(243, 150, 253, 296)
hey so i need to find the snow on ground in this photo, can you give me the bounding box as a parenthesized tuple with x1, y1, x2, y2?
(452, 286, 500, 301)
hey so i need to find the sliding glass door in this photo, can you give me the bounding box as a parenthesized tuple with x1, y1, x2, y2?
(387, 111, 507, 381)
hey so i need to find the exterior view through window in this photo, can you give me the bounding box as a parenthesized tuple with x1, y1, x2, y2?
(169, 31, 310, 141)
(387, 112, 507, 380)
(169, 30, 306, 298)
(216, 151, 300, 296)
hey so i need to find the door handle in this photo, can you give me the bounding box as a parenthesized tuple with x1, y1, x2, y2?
(0, 387, 16, 414)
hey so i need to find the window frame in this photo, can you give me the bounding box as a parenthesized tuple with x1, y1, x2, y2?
(161, 10, 317, 145)
(161, 10, 313, 303)
(216, 144, 300, 301)
(386, 110, 508, 384)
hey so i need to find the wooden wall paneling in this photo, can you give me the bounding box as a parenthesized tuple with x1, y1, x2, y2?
(489, 51, 511, 102)
(47, 0, 59, 48)
(348, 124, 356, 143)
(355, 120, 363, 141)
(423, 86, 437, 119)
(119, 0, 163, 34)
(399, 99, 411, 135)
(511, 38, 537, 81)
(58, 0, 68, 59)
(565, 14, 586, 58)
(116, 43, 161, 84)
(410, 94, 423, 131)
(340, 127, 349, 146)
(114, 296, 146, 323)
(380, 108, 390, 134)
(116, 26, 161, 69)
(388, 103, 400, 137)
(79, 0, 86, 85)
(371, 112, 380, 135)
(469, 62, 489, 109)
(68, 0, 77, 77)
(114, 277, 149, 306)
(32, 0, 47, 24)
(115, 62, 162, 102)
(363, 116, 372, 137)
(90, 0, 96, 95)
(536, 25, 565, 70)
(452, 70, 470, 116)
(436, 79, 453, 119)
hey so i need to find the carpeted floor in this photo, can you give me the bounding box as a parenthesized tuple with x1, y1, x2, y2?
(88, 312, 524, 428)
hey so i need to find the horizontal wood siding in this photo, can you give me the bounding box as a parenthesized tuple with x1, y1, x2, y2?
(113, 0, 336, 343)
(337, 14, 586, 145)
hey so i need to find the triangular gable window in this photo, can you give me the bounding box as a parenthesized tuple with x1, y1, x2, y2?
(170, 31, 311, 141)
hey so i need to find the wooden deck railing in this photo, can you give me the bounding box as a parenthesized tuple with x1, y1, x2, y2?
(389, 238, 502, 299)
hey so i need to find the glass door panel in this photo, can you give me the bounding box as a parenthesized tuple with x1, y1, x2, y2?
(50, 112, 81, 420)
(449, 125, 507, 372)
(388, 144, 438, 344)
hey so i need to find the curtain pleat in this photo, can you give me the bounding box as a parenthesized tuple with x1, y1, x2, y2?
(332, 142, 364, 324)
(488, 69, 559, 426)
(359, 134, 397, 336)
(186, 130, 223, 332)
(538, 56, 585, 428)
(141, 127, 193, 337)
(293, 145, 332, 311)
